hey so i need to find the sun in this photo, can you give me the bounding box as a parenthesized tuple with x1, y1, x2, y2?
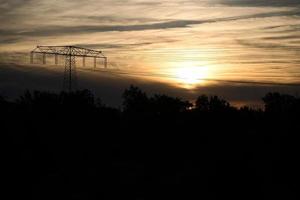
(171, 61, 210, 89)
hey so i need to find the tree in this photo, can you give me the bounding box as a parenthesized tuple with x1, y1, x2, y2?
(195, 95, 231, 112)
(122, 85, 150, 114)
(150, 94, 192, 115)
(263, 92, 297, 114)
(195, 95, 209, 112)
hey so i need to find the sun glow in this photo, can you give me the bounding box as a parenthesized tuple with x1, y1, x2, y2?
(171, 61, 210, 89)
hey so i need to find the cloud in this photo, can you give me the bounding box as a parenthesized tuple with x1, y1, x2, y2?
(21, 20, 202, 36)
(1, 9, 299, 42)
(0, 37, 23, 45)
(74, 42, 154, 49)
(0, 0, 32, 11)
(262, 35, 300, 41)
(218, 0, 300, 7)
(236, 39, 300, 51)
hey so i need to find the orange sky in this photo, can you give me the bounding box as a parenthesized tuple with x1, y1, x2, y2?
(0, 0, 300, 91)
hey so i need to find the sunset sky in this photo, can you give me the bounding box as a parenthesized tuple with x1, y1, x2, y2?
(0, 0, 300, 106)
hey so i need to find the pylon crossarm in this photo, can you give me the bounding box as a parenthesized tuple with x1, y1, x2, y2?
(31, 51, 106, 58)
(32, 46, 105, 58)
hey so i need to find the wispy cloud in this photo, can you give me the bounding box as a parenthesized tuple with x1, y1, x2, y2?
(218, 0, 300, 7)
(1, 9, 299, 40)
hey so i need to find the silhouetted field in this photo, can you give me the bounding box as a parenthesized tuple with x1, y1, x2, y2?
(2, 86, 300, 199)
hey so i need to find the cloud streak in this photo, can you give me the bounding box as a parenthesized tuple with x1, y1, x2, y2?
(218, 0, 300, 7)
(1, 9, 299, 40)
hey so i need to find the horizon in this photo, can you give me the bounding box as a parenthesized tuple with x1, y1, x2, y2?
(1, 62, 299, 109)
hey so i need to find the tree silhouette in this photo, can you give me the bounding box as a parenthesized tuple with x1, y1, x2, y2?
(195, 95, 209, 112)
(122, 85, 150, 114)
(2, 86, 300, 200)
(195, 94, 232, 112)
(263, 92, 298, 114)
(150, 94, 192, 115)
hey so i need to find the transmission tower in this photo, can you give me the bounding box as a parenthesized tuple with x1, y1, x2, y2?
(30, 46, 108, 92)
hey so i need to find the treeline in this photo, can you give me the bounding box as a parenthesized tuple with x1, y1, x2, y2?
(1, 86, 300, 199)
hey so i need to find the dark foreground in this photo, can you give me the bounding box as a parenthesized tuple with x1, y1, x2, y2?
(2, 86, 300, 199)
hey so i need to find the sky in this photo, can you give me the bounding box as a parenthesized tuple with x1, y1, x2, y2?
(0, 0, 300, 106)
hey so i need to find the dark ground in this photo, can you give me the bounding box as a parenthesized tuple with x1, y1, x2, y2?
(2, 86, 300, 199)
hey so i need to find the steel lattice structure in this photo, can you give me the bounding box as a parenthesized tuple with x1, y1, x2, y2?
(30, 46, 108, 92)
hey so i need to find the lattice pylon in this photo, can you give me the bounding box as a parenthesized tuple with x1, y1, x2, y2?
(63, 55, 77, 92)
(30, 45, 107, 92)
